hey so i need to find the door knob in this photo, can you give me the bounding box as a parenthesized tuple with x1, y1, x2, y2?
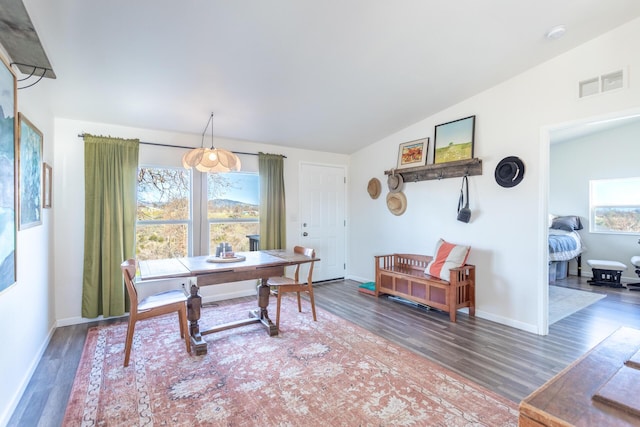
(302, 232, 308, 236)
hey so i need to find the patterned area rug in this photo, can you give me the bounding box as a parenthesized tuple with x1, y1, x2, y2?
(549, 285, 606, 325)
(63, 296, 518, 426)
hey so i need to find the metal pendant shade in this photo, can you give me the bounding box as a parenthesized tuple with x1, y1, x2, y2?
(182, 113, 241, 173)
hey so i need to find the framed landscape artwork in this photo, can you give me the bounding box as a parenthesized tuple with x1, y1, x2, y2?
(433, 116, 475, 164)
(0, 55, 17, 292)
(18, 113, 43, 229)
(397, 137, 429, 169)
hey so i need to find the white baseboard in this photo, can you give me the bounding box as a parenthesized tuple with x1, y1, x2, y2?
(474, 309, 539, 334)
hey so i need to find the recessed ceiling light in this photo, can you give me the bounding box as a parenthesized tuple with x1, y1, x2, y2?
(546, 25, 566, 40)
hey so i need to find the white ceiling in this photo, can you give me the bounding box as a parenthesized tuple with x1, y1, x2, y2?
(22, 0, 640, 154)
(550, 113, 640, 144)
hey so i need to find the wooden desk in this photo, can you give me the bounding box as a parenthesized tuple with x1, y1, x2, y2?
(519, 327, 640, 426)
(139, 250, 319, 355)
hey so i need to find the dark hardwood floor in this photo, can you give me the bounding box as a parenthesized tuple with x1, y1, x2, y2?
(8, 275, 640, 426)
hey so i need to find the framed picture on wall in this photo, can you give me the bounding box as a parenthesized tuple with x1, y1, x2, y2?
(18, 113, 43, 229)
(43, 162, 52, 208)
(0, 55, 17, 292)
(433, 115, 475, 164)
(396, 137, 429, 169)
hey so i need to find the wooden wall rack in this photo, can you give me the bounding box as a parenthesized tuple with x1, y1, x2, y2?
(384, 158, 482, 182)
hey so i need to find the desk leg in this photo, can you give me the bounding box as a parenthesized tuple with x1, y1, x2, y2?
(253, 278, 278, 336)
(187, 284, 208, 355)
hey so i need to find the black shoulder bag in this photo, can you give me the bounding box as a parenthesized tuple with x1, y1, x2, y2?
(457, 175, 471, 223)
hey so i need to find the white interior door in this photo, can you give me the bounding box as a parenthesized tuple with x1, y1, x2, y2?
(299, 163, 346, 281)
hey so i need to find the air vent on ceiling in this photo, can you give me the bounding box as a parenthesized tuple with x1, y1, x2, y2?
(578, 68, 626, 98)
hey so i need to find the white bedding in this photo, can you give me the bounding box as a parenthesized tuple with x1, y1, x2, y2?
(548, 229, 584, 261)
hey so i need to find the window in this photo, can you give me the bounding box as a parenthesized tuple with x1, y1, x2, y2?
(207, 172, 259, 253)
(136, 165, 258, 259)
(589, 177, 640, 234)
(136, 167, 191, 260)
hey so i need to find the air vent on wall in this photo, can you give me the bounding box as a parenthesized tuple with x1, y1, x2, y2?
(579, 68, 626, 98)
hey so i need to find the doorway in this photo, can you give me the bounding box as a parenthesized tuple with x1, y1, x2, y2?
(299, 163, 347, 282)
(545, 109, 640, 332)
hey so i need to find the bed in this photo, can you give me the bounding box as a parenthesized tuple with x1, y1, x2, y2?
(548, 215, 585, 277)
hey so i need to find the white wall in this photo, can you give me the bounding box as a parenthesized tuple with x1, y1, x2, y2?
(0, 53, 56, 424)
(53, 118, 349, 325)
(348, 17, 640, 335)
(550, 120, 640, 279)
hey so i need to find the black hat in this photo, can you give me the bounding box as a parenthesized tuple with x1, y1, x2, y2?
(495, 156, 525, 188)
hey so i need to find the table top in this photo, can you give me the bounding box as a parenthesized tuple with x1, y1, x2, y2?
(139, 250, 319, 281)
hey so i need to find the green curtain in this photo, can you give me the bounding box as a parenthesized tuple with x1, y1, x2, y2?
(82, 135, 139, 318)
(258, 153, 286, 250)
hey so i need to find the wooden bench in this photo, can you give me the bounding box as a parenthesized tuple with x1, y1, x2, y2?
(374, 253, 475, 322)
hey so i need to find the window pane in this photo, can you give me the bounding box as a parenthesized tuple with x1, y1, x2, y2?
(136, 166, 192, 259)
(209, 222, 260, 253)
(590, 177, 640, 234)
(136, 223, 189, 260)
(207, 172, 259, 220)
(138, 167, 190, 220)
(592, 207, 640, 233)
(207, 172, 260, 254)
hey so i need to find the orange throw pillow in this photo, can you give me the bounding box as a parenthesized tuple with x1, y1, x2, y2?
(425, 239, 471, 281)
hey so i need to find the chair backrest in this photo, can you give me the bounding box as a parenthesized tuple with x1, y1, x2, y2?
(293, 246, 316, 284)
(120, 259, 139, 314)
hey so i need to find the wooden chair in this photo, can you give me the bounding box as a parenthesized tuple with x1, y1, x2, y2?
(267, 246, 317, 329)
(120, 259, 191, 367)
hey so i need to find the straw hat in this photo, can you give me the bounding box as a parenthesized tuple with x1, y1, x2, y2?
(495, 156, 525, 188)
(386, 191, 407, 216)
(367, 178, 381, 199)
(387, 172, 404, 193)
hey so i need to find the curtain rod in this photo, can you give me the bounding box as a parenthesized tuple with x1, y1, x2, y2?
(77, 133, 286, 158)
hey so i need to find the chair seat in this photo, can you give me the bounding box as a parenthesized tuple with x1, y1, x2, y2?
(139, 289, 187, 311)
(631, 256, 640, 268)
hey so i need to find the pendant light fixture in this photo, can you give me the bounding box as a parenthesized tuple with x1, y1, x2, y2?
(182, 113, 241, 173)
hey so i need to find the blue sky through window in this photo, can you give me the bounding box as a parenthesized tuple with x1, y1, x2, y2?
(213, 172, 259, 205)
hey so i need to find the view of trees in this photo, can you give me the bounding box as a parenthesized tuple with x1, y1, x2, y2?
(209, 222, 259, 254)
(136, 223, 188, 260)
(593, 207, 640, 233)
(136, 167, 259, 260)
(207, 173, 259, 254)
(590, 177, 640, 234)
